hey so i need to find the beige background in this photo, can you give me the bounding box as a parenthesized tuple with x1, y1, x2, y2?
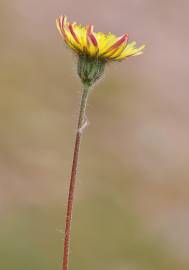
(0, 0, 189, 269)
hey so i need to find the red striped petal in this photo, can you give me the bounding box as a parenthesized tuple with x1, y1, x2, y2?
(87, 25, 98, 47)
(107, 34, 128, 52)
(57, 16, 68, 40)
(69, 23, 80, 44)
(60, 16, 64, 28)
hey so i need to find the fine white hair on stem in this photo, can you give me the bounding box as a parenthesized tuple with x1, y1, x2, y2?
(78, 116, 90, 134)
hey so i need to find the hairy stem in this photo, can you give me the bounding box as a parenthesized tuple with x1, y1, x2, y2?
(62, 84, 90, 270)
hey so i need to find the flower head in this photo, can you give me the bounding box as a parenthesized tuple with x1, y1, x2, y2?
(56, 15, 145, 62)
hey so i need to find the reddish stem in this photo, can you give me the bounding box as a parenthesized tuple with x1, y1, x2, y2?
(62, 85, 89, 270)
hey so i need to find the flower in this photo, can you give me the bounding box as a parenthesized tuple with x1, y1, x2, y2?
(56, 15, 145, 62)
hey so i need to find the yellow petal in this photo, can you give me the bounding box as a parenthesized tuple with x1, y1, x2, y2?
(74, 25, 87, 50)
(85, 25, 99, 57)
(115, 43, 145, 60)
(97, 33, 118, 56)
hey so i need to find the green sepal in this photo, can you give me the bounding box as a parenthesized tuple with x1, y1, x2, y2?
(77, 54, 106, 86)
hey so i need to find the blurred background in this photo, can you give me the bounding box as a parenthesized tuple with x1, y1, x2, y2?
(0, 0, 189, 269)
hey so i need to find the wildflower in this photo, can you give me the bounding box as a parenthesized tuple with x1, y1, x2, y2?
(56, 15, 145, 85)
(56, 15, 145, 61)
(56, 15, 146, 270)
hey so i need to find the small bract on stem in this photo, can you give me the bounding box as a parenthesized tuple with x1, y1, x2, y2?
(56, 15, 145, 270)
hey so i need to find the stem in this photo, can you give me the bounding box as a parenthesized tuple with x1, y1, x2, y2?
(62, 83, 90, 270)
